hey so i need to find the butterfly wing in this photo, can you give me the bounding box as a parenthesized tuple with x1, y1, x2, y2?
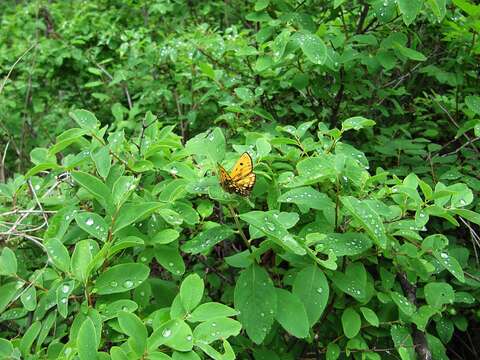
(218, 152, 256, 196)
(231, 172, 256, 196)
(229, 152, 253, 181)
(218, 163, 232, 192)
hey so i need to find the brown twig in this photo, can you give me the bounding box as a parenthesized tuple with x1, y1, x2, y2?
(398, 272, 432, 360)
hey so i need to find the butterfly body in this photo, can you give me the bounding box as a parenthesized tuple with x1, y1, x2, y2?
(218, 152, 256, 196)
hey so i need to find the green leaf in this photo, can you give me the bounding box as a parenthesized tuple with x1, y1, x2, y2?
(195, 339, 235, 360)
(278, 186, 335, 210)
(334, 0, 347, 8)
(271, 30, 290, 61)
(341, 308, 361, 339)
(360, 307, 379, 327)
(411, 305, 437, 331)
(426, 0, 446, 21)
(94, 263, 150, 295)
(154, 243, 185, 276)
(453, 0, 480, 16)
(110, 346, 129, 360)
(390, 291, 416, 316)
(75, 212, 108, 242)
(20, 321, 41, 357)
(435, 318, 453, 343)
(326, 343, 340, 360)
(92, 146, 111, 179)
(0, 247, 17, 276)
(180, 274, 204, 313)
(234, 264, 277, 344)
(449, 183, 474, 208)
(314, 232, 372, 256)
(45, 238, 71, 272)
(295, 31, 327, 65)
(20, 286, 37, 311)
(465, 95, 480, 115)
(0, 282, 18, 313)
(225, 250, 253, 269)
(295, 156, 336, 184)
(341, 196, 388, 248)
(424, 282, 455, 308)
(77, 318, 98, 360)
(397, 0, 423, 25)
(427, 334, 448, 360)
(234, 87, 254, 102)
(71, 240, 95, 283)
(275, 288, 309, 338)
(256, 138, 272, 158)
(433, 251, 465, 283)
(181, 226, 234, 254)
(148, 319, 193, 352)
(341, 116, 376, 131)
(372, 0, 396, 22)
(188, 303, 239, 323)
(254, 56, 274, 72)
(292, 265, 329, 326)
(49, 128, 88, 155)
(0, 339, 13, 358)
(118, 311, 147, 357)
(72, 171, 112, 207)
(198, 62, 215, 80)
(450, 209, 480, 225)
(151, 229, 180, 245)
(158, 180, 189, 203)
(185, 128, 226, 163)
(70, 109, 100, 131)
(109, 236, 144, 257)
(192, 317, 242, 344)
(113, 202, 163, 233)
(56, 281, 74, 318)
(254, 0, 269, 11)
(112, 176, 137, 206)
(331, 262, 368, 301)
(37, 313, 57, 349)
(240, 211, 306, 255)
(394, 43, 427, 61)
(172, 351, 199, 360)
(391, 325, 415, 360)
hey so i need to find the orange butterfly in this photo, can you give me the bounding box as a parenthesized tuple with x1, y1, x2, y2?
(218, 152, 256, 196)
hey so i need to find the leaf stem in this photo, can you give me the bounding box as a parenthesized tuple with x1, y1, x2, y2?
(227, 203, 250, 252)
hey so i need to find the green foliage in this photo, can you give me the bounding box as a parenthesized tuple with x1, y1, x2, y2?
(1, 0, 480, 359)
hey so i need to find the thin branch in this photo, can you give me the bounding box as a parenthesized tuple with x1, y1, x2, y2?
(0, 141, 9, 183)
(459, 217, 480, 265)
(398, 272, 432, 360)
(356, 1, 369, 34)
(0, 43, 38, 95)
(440, 137, 480, 157)
(27, 179, 48, 226)
(227, 204, 250, 251)
(173, 89, 187, 144)
(430, 94, 479, 154)
(91, 60, 133, 110)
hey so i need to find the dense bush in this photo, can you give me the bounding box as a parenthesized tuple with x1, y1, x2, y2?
(1, 0, 480, 359)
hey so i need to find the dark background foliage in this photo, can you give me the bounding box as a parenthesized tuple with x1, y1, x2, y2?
(1, 0, 480, 359)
